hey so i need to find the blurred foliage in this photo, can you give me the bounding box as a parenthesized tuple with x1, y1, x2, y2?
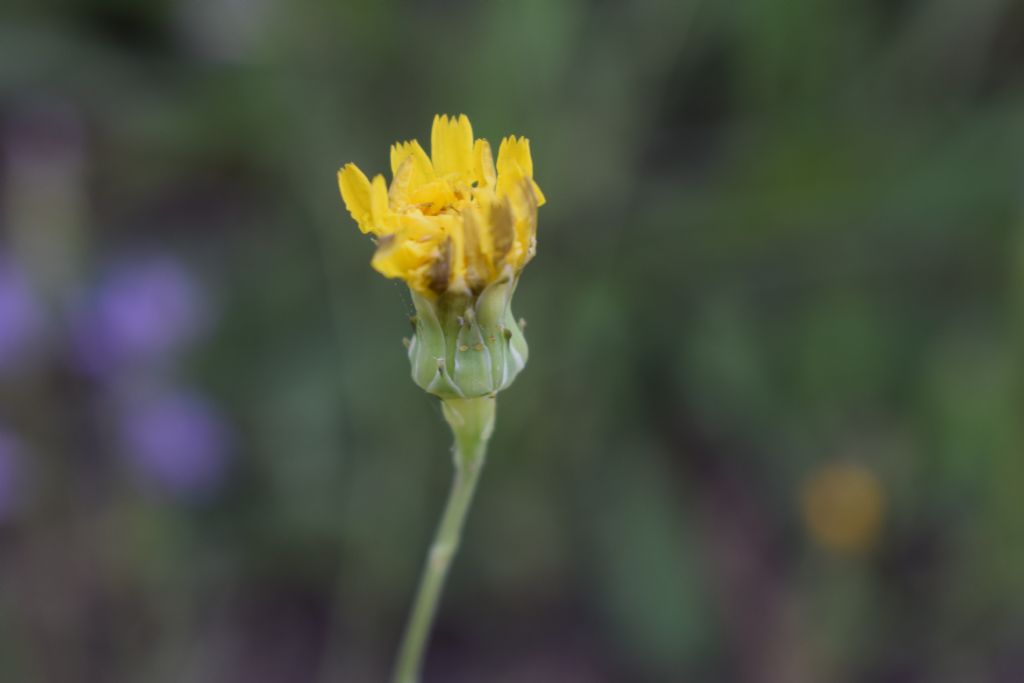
(1, 0, 1023, 681)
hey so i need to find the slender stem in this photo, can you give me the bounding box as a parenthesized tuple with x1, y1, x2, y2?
(391, 397, 495, 683)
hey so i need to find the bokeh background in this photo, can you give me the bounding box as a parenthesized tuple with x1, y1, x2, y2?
(2, 1, 1024, 681)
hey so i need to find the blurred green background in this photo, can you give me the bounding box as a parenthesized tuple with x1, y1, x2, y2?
(1, 0, 1023, 681)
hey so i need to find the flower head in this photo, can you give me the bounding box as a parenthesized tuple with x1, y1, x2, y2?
(338, 114, 545, 297)
(0, 256, 44, 375)
(0, 428, 28, 521)
(801, 461, 885, 555)
(337, 116, 544, 399)
(119, 389, 232, 500)
(72, 256, 207, 376)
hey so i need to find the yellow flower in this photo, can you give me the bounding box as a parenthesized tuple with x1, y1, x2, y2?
(338, 114, 545, 297)
(801, 461, 885, 555)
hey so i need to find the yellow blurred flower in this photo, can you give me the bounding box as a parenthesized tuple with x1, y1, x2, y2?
(801, 461, 885, 555)
(338, 114, 545, 297)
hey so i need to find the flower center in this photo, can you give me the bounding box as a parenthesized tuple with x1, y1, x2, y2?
(409, 179, 474, 217)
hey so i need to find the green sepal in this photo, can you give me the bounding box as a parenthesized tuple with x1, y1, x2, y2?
(407, 278, 528, 399)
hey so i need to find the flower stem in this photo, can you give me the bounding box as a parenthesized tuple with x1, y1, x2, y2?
(391, 397, 496, 683)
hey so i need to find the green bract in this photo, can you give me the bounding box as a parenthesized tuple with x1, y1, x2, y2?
(407, 277, 528, 399)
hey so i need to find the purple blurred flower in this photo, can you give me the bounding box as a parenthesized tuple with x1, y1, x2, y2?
(0, 429, 26, 520)
(0, 257, 44, 374)
(73, 257, 207, 376)
(119, 391, 232, 499)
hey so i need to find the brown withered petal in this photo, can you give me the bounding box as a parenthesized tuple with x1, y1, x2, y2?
(489, 198, 515, 269)
(461, 209, 487, 291)
(427, 236, 452, 294)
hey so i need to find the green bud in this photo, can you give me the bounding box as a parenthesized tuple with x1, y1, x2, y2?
(407, 277, 529, 399)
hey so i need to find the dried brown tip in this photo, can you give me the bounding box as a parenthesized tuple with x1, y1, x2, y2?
(427, 237, 452, 294)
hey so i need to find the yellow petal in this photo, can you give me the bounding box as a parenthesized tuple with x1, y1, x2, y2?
(369, 174, 400, 235)
(409, 178, 457, 214)
(390, 140, 434, 188)
(371, 230, 435, 280)
(473, 139, 496, 188)
(374, 232, 451, 295)
(461, 207, 490, 289)
(530, 179, 546, 206)
(389, 156, 413, 210)
(371, 241, 412, 282)
(338, 163, 374, 233)
(436, 214, 466, 290)
(496, 136, 545, 205)
(431, 114, 474, 179)
(505, 179, 539, 270)
(399, 212, 442, 240)
(496, 135, 533, 177)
